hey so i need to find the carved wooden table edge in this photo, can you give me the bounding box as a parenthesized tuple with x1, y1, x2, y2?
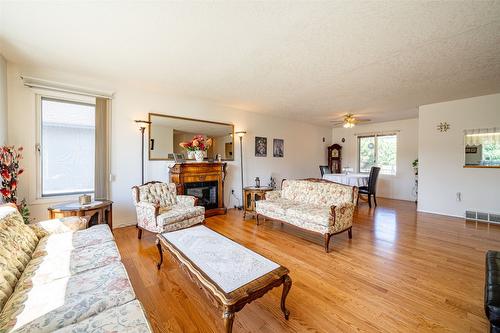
(155, 234, 292, 332)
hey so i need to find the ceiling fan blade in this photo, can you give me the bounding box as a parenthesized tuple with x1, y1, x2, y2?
(353, 119, 371, 123)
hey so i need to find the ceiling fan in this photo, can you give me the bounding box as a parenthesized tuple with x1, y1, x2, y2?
(330, 113, 371, 128)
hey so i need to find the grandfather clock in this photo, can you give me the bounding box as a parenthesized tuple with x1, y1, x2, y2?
(328, 144, 342, 173)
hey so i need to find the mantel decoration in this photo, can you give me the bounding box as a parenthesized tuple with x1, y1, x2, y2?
(0, 146, 29, 223)
(179, 135, 213, 162)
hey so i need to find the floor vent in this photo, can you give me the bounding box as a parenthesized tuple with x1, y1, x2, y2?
(466, 210, 500, 224)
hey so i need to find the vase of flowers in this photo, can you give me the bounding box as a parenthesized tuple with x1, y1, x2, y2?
(0, 146, 30, 223)
(179, 135, 213, 162)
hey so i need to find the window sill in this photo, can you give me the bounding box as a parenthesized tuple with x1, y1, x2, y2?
(30, 194, 92, 206)
(463, 165, 500, 169)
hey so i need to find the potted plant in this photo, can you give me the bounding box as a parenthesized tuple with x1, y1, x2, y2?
(412, 159, 418, 175)
(0, 146, 30, 223)
(179, 135, 213, 162)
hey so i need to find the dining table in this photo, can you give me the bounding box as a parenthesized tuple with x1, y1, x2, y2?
(322, 173, 369, 187)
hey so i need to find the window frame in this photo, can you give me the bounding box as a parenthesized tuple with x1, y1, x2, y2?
(35, 93, 96, 201)
(357, 133, 398, 176)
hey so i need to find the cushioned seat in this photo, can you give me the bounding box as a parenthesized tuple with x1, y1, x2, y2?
(256, 179, 358, 252)
(0, 263, 136, 333)
(34, 224, 114, 253)
(486, 251, 500, 333)
(157, 205, 206, 226)
(0, 204, 152, 333)
(132, 182, 205, 237)
(17, 240, 121, 288)
(255, 198, 297, 218)
(53, 300, 151, 333)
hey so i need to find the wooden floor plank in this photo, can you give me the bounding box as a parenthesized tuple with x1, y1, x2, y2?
(114, 199, 500, 332)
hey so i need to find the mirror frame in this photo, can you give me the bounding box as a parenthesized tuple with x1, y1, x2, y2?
(148, 113, 235, 161)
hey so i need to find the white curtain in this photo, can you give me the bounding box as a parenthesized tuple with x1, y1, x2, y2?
(94, 98, 110, 199)
(464, 127, 500, 146)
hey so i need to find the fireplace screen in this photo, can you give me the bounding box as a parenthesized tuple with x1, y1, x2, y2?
(184, 181, 218, 210)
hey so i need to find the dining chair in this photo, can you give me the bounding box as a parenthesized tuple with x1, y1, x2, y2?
(358, 166, 381, 208)
(319, 165, 331, 177)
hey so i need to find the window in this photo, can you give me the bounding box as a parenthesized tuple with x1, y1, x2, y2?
(39, 97, 95, 197)
(358, 134, 397, 175)
(464, 128, 500, 167)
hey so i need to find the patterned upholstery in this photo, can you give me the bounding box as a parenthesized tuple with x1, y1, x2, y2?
(0, 204, 152, 333)
(256, 179, 358, 235)
(132, 182, 205, 235)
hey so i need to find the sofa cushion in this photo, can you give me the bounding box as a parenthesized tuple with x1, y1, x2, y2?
(33, 224, 114, 255)
(281, 179, 355, 206)
(53, 300, 152, 333)
(0, 205, 40, 309)
(256, 198, 296, 218)
(286, 204, 332, 226)
(157, 205, 205, 227)
(0, 262, 136, 333)
(17, 238, 121, 290)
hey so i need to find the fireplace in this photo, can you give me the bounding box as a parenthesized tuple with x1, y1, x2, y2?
(169, 162, 227, 217)
(184, 181, 218, 210)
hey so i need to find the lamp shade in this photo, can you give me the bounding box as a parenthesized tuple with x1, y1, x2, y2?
(134, 119, 151, 130)
(235, 131, 247, 138)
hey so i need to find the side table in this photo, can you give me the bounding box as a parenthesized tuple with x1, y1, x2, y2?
(48, 200, 113, 230)
(243, 186, 273, 219)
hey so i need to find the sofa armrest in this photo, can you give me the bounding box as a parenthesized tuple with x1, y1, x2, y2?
(329, 202, 356, 232)
(265, 190, 282, 201)
(136, 202, 160, 218)
(30, 216, 89, 237)
(176, 195, 198, 207)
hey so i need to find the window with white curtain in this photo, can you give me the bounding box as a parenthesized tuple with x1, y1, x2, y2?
(464, 128, 500, 167)
(39, 97, 96, 197)
(358, 134, 397, 175)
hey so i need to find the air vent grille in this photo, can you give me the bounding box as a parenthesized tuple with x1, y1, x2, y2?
(465, 210, 500, 224)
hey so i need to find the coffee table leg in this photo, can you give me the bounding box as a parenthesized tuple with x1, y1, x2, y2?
(281, 275, 292, 320)
(223, 309, 235, 333)
(156, 240, 163, 270)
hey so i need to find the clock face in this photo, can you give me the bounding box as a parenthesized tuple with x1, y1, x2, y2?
(331, 149, 339, 158)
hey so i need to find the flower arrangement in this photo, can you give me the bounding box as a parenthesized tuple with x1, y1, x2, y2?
(0, 146, 29, 223)
(179, 135, 213, 152)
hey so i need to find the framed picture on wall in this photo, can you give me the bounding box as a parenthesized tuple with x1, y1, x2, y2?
(255, 137, 267, 157)
(273, 139, 284, 157)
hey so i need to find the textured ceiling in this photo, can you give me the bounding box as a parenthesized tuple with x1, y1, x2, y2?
(1, 1, 500, 125)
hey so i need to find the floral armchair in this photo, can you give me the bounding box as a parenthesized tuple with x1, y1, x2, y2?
(132, 181, 205, 239)
(255, 179, 358, 252)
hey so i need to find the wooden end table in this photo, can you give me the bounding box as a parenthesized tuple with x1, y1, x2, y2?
(156, 225, 291, 332)
(243, 186, 273, 219)
(48, 200, 113, 230)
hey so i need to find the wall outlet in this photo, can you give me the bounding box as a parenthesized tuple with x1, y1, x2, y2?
(456, 192, 462, 202)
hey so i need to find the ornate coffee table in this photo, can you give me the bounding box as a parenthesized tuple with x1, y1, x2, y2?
(156, 225, 291, 332)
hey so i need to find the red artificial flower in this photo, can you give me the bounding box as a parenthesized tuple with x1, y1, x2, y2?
(10, 180, 17, 190)
(1, 169, 11, 181)
(0, 188, 11, 198)
(18, 169, 24, 175)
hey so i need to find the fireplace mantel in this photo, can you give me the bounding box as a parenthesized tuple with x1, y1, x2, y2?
(169, 162, 227, 217)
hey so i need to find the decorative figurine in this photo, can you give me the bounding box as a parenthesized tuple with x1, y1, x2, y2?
(255, 177, 260, 188)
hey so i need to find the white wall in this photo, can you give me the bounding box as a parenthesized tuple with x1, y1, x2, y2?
(418, 93, 500, 217)
(7, 63, 331, 227)
(0, 55, 7, 145)
(332, 118, 418, 201)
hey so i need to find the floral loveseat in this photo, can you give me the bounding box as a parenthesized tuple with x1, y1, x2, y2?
(132, 181, 205, 239)
(0, 204, 152, 332)
(255, 179, 358, 252)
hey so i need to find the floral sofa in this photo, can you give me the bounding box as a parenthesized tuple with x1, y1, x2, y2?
(255, 179, 358, 252)
(132, 181, 205, 239)
(0, 204, 152, 332)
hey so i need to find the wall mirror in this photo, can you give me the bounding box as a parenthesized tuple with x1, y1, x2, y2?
(148, 113, 234, 161)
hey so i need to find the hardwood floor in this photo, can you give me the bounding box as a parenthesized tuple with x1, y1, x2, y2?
(114, 199, 500, 332)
